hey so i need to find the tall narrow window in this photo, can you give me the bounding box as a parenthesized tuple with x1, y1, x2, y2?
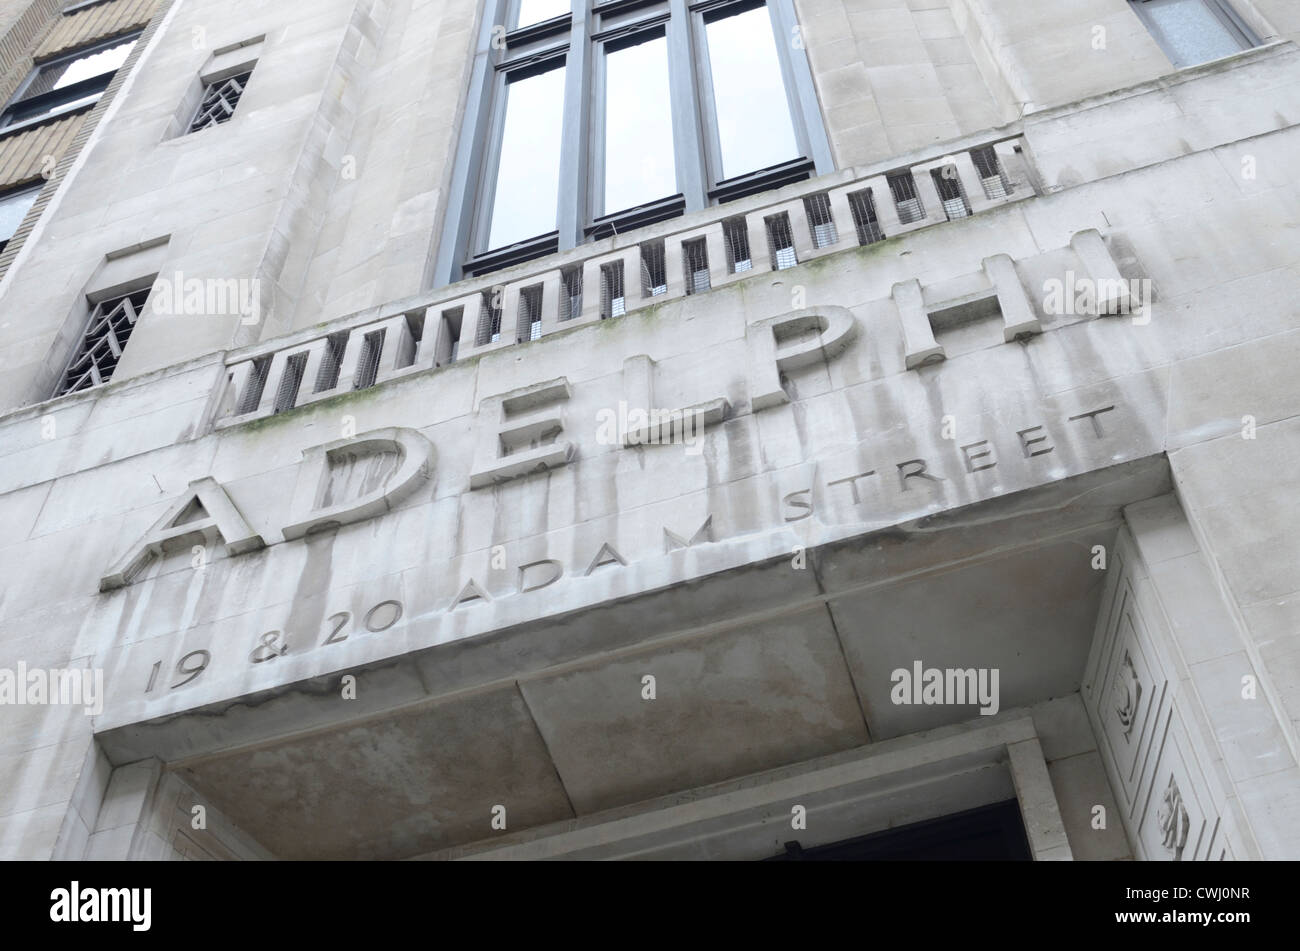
(485, 63, 567, 251)
(1129, 0, 1258, 68)
(699, 4, 800, 182)
(0, 32, 139, 131)
(601, 33, 675, 218)
(55, 287, 152, 396)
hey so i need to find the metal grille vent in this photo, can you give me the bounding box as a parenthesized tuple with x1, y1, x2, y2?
(477, 288, 503, 345)
(971, 145, 1012, 199)
(188, 71, 253, 134)
(236, 356, 270, 414)
(804, 193, 837, 249)
(314, 332, 348, 392)
(273, 352, 308, 414)
(353, 329, 386, 389)
(640, 242, 667, 297)
(600, 262, 625, 319)
(518, 284, 543, 342)
(683, 238, 710, 295)
(847, 189, 885, 246)
(888, 172, 925, 224)
(723, 217, 752, 273)
(766, 213, 797, 270)
(560, 266, 583, 321)
(55, 288, 151, 397)
(931, 167, 970, 220)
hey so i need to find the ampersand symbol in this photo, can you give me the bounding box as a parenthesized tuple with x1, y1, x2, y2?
(250, 630, 288, 664)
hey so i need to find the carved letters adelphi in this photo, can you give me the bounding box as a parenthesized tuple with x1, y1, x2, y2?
(100, 295, 1126, 591)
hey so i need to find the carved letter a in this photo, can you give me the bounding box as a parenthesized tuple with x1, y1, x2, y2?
(100, 478, 263, 590)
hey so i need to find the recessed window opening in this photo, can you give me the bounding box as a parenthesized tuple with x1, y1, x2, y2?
(766, 212, 796, 270)
(683, 238, 710, 294)
(353, 329, 386, 389)
(804, 192, 837, 248)
(888, 172, 925, 225)
(600, 261, 625, 318)
(723, 217, 752, 273)
(847, 189, 884, 245)
(641, 241, 668, 297)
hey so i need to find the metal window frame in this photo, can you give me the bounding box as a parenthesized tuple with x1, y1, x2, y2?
(433, 0, 832, 286)
(0, 30, 143, 132)
(52, 279, 155, 398)
(186, 68, 255, 134)
(1130, 0, 1259, 68)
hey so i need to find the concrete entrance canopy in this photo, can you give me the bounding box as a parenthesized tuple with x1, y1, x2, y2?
(95, 458, 1168, 859)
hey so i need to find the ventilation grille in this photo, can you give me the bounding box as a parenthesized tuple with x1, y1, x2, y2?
(314, 332, 348, 392)
(188, 70, 253, 134)
(723, 217, 751, 273)
(971, 145, 1012, 200)
(477, 288, 503, 345)
(600, 262, 625, 319)
(353, 329, 385, 389)
(518, 284, 543, 342)
(683, 238, 710, 295)
(932, 167, 970, 220)
(559, 266, 583, 321)
(55, 288, 151, 397)
(804, 193, 837, 249)
(888, 172, 925, 225)
(766, 213, 797, 270)
(273, 352, 308, 414)
(236, 356, 271, 414)
(640, 242, 667, 298)
(847, 189, 885, 246)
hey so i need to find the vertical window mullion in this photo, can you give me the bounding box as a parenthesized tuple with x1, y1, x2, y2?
(556, 2, 590, 252)
(765, 0, 833, 176)
(432, 0, 509, 286)
(668, 0, 709, 213)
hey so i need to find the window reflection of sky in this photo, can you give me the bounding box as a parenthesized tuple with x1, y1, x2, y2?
(488, 65, 567, 249)
(706, 7, 798, 179)
(604, 36, 676, 215)
(53, 40, 135, 91)
(517, 0, 570, 29)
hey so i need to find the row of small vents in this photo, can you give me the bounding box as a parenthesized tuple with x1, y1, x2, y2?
(231, 146, 1013, 416)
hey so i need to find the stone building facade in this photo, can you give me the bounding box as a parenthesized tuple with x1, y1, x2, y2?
(0, 0, 1298, 860)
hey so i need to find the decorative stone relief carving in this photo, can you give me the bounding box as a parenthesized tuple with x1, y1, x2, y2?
(1112, 650, 1142, 741)
(1157, 774, 1190, 860)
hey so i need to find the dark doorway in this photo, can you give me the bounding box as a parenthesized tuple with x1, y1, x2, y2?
(766, 800, 1032, 861)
